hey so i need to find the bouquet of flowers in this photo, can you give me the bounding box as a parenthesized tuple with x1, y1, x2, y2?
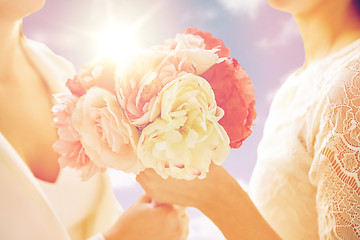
(52, 28, 256, 180)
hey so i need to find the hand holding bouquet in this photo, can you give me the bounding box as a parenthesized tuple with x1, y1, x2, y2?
(52, 28, 256, 180)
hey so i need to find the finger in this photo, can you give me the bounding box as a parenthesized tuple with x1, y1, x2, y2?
(174, 206, 189, 220)
(136, 175, 151, 196)
(135, 194, 152, 204)
(151, 203, 176, 215)
(136, 169, 165, 192)
(136, 169, 156, 183)
(135, 173, 144, 184)
(173, 205, 187, 212)
(153, 201, 174, 210)
(142, 168, 161, 179)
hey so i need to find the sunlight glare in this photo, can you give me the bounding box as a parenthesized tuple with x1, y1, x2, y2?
(96, 23, 138, 63)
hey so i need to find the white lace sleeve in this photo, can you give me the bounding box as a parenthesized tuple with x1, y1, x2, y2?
(312, 57, 360, 239)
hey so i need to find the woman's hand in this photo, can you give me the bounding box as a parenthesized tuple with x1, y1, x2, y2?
(136, 163, 239, 209)
(137, 164, 281, 240)
(104, 194, 189, 240)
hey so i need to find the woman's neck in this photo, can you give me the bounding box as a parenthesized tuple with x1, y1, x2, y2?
(0, 19, 25, 82)
(294, 1, 360, 66)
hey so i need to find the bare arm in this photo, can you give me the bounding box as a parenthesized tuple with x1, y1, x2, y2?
(137, 164, 281, 240)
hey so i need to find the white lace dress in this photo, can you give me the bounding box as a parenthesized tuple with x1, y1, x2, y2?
(249, 39, 360, 239)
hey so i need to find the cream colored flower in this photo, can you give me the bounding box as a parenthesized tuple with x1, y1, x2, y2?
(138, 73, 230, 180)
(71, 87, 142, 174)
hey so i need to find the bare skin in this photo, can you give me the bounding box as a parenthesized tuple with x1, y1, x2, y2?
(137, 0, 360, 239)
(137, 165, 281, 240)
(269, 0, 360, 64)
(105, 194, 189, 240)
(0, 22, 60, 183)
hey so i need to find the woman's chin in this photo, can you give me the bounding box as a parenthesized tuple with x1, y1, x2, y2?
(0, 0, 45, 20)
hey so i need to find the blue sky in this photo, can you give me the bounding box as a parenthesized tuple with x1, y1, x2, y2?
(23, 1, 305, 238)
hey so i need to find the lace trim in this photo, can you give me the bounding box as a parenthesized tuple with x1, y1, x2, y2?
(317, 56, 360, 239)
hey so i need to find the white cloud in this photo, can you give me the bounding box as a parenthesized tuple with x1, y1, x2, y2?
(257, 17, 300, 49)
(217, 0, 265, 18)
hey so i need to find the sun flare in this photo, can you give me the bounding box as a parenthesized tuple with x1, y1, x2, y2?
(96, 23, 139, 63)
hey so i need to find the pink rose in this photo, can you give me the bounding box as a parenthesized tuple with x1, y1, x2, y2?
(71, 87, 142, 173)
(52, 93, 104, 180)
(66, 58, 118, 96)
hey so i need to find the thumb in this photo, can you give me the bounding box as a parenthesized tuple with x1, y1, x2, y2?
(152, 200, 174, 208)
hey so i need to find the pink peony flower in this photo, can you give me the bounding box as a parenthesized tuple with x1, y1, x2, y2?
(71, 87, 142, 173)
(163, 33, 206, 50)
(164, 28, 230, 58)
(116, 49, 219, 128)
(201, 58, 256, 148)
(184, 28, 230, 58)
(66, 58, 118, 96)
(52, 93, 104, 180)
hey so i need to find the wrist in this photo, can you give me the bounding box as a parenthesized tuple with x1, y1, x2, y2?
(197, 173, 244, 214)
(197, 179, 281, 240)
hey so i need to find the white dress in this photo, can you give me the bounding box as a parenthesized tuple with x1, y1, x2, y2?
(249, 39, 360, 240)
(0, 38, 121, 240)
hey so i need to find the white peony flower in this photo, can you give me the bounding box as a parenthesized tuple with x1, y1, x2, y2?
(138, 73, 230, 180)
